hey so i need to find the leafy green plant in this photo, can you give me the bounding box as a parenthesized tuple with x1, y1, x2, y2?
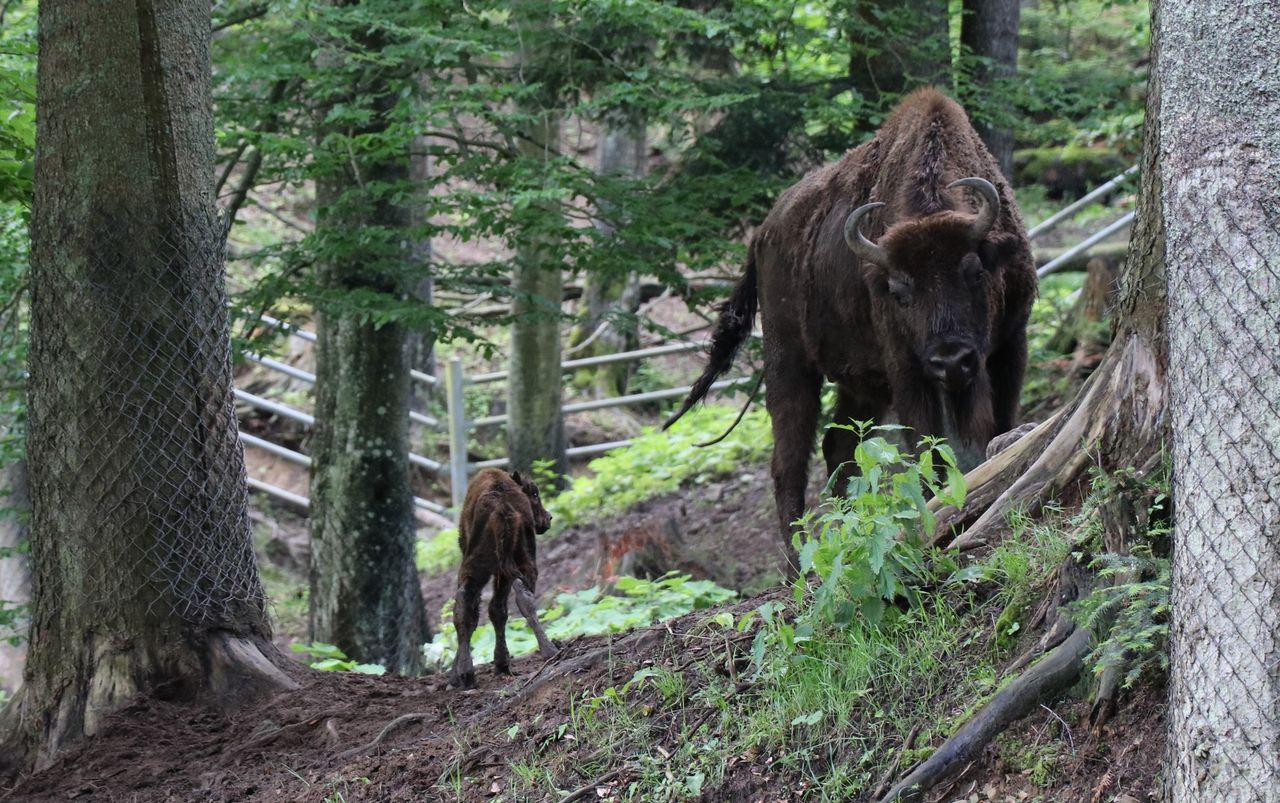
(415, 528, 461, 576)
(289, 642, 386, 675)
(552, 404, 772, 526)
(428, 573, 735, 667)
(794, 423, 966, 628)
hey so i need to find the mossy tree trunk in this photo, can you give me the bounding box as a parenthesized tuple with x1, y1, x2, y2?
(1161, 0, 1280, 797)
(507, 3, 568, 482)
(308, 4, 429, 675)
(7, 0, 291, 770)
(960, 0, 1020, 179)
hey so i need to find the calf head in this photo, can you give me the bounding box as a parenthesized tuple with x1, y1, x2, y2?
(510, 470, 552, 533)
(844, 177, 1006, 395)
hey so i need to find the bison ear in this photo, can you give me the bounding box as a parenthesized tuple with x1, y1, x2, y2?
(978, 233, 1018, 272)
(510, 470, 523, 485)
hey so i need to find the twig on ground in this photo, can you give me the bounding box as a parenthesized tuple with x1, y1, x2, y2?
(872, 724, 922, 799)
(560, 767, 626, 803)
(336, 712, 434, 761)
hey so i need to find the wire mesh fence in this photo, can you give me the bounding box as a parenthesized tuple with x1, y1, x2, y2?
(1165, 206, 1280, 798)
(28, 221, 266, 628)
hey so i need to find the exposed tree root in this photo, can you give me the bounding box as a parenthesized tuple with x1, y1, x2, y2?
(878, 612, 1093, 802)
(931, 333, 1163, 552)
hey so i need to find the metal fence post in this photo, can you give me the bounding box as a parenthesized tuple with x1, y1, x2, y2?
(446, 357, 469, 510)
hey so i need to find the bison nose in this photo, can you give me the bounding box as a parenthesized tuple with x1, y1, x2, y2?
(926, 342, 979, 388)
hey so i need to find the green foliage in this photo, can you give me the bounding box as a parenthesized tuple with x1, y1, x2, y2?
(289, 642, 387, 675)
(1014, 0, 1149, 152)
(794, 423, 966, 629)
(415, 528, 460, 575)
(0, 1, 34, 210)
(552, 404, 772, 526)
(427, 573, 735, 668)
(1071, 462, 1172, 687)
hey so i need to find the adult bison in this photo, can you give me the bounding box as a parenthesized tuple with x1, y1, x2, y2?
(665, 88, 1037, 567)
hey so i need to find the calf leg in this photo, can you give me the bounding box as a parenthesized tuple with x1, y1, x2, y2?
(489, 575, 513, 675)
(512, 577, 558, 659)
(765, 358, 822, 576)
(448, 571, 489, 689)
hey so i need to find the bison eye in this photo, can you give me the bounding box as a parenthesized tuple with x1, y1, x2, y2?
(887, 276, 912, 307)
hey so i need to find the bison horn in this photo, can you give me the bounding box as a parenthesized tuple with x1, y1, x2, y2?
(844, 201, 889, 267)
(947, 177, 1000, 241)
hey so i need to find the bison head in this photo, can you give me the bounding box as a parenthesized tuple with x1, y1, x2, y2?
(510, 470, 553, 534)
(844, 177, 1002, 395)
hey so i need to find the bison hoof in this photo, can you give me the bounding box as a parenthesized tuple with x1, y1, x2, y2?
(539, 643, 560, 660)
(449, 670, 476, 690)
(494, 662, 512, 676)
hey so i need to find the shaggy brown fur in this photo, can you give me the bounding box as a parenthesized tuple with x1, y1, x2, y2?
(666, 88, 1037, 569)
(449, 468, 557, 690)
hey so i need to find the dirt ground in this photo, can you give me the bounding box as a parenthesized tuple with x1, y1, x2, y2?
(2, 579, 1164, 803)
(4, 463, 1166, 803)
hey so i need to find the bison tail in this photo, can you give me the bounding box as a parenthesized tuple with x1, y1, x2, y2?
(663, 254, 758, 430)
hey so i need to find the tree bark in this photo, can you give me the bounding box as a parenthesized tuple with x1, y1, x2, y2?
(570, 122, 645, 397)
(308, 7, 429, 675)
(1161, 0, 1280, 797)
(10, 0, 291, 769)
(406, 89, 436, 412)
(0, 460, 30, 696)
(960, 0, 1020, 178)
(507, 7, 568, 481)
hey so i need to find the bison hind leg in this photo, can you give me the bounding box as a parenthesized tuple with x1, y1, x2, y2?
(822, 386, 887, 494)
(489, 575, 514, 675)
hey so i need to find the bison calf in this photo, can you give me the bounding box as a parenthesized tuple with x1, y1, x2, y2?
(449, 468, 557, 689)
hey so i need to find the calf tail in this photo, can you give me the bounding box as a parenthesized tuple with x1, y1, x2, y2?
(663, 254, 758, 430)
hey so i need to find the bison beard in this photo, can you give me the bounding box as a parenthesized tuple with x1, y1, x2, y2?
(665, 88, 1037, 571)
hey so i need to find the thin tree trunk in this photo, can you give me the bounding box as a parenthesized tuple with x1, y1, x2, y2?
(0, 460, 30, 696)
(507, 7, 567, 481)
(960, 0, 1020, 178)
(10, 0, 290, 769)
(406, 100, 436, 412)
(570, 122, 645, 396)
(309, 9, 429, 675)
(1162, 0, 1280, 797)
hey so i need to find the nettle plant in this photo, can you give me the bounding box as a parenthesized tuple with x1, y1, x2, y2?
(794, 423, 967, 629)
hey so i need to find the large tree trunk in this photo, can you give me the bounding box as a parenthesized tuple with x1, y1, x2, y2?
(308, 8, 429, 675)
(1161, 0, 1280, 797)
(8, 0, 291, 769)
(960, 0, 1020, 179)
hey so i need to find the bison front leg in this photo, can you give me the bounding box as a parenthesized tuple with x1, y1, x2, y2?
(512, 577, 558, 659)
(766, 361, 822, 576)
(987, 330, 1029, 437)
